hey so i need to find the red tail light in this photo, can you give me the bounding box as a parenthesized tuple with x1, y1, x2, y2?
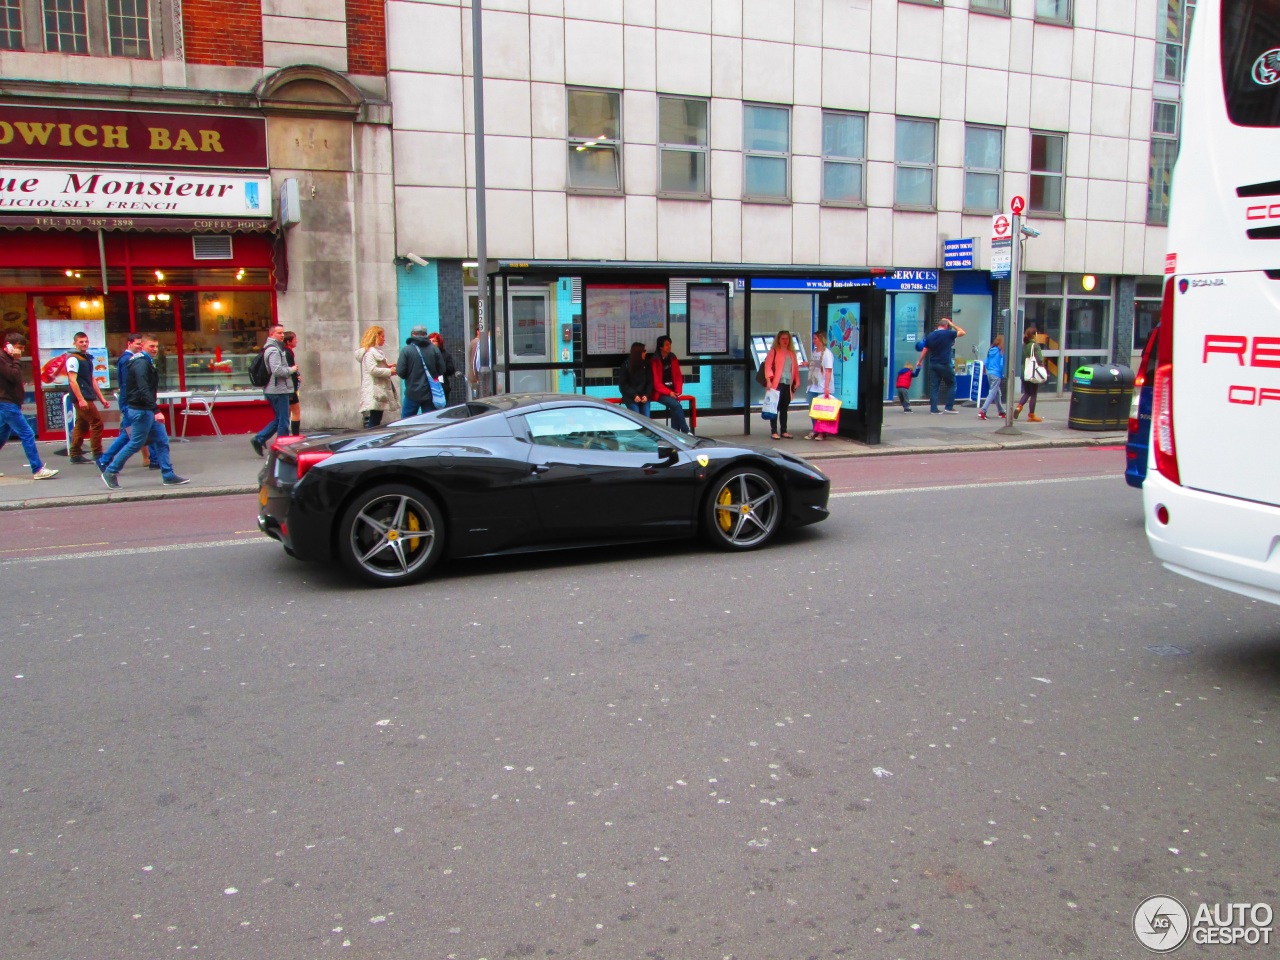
(1151, 278, 1180, 485)
(296, 449, 334, 479)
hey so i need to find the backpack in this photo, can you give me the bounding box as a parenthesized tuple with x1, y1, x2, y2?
(248, 344, 271, 388)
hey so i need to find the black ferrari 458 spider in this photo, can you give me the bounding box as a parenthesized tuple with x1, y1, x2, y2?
(258, 394, 830, 585)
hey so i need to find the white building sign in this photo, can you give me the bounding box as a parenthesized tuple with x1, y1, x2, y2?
(0, 166, 273, 217)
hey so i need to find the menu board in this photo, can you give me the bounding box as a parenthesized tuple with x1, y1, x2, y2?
(586, 285, 668, 355)
(687, 283, 729, 355)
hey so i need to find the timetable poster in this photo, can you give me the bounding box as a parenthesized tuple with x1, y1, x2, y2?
(687, 283, 729, 355)
(586, 285, 668, 355)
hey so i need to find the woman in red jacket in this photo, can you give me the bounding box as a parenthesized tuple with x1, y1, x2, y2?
(649, 335, 690, 433)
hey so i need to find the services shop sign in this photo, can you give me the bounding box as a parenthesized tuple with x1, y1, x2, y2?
(0, 166, 273, 218)
(0, 104, 267, 169)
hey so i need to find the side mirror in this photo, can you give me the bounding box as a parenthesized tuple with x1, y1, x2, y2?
(656, 443, 678, 463)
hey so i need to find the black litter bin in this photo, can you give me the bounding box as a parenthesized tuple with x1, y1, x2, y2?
(1068, 364, 1134, 430)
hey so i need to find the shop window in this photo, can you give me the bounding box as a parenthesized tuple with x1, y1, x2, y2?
(658, 96, 708, 197)
(1134, 277, 1163, 352)
(1035, 0, 1072, 24)
(1155, 0, 1196, 84)
(964, 125, 1003, 214)
(822, 111, 865, 205)
(0, 0, 21, 49)
(894, 117, 936, 209)
(1029, 132, 1065, 215)
(5, 0, 167, 57)
(743, 104, 790, 201)
(567, 88, 622, 193)
(1148, 102, 1179, 225)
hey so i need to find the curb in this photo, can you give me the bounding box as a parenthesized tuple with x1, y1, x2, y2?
(0, 433, 1124, 511)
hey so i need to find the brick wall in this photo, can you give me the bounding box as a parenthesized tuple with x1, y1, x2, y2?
(346, 0, 386, 76)
(183, 0, 263, 67)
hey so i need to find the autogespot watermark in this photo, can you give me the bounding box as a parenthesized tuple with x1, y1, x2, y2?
(1133, 895, 1274, 952)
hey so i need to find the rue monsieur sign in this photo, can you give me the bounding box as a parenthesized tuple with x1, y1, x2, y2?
(0, 167, 273, 218)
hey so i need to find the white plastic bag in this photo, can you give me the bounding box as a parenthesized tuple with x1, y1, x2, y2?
(762, 388, 781, 417)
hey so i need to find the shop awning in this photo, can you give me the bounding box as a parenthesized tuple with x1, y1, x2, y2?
(0, 215, 277, 233)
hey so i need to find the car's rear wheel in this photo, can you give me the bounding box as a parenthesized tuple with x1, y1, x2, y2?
(704, 467, 781, 550)
(336, 484, 445, 586)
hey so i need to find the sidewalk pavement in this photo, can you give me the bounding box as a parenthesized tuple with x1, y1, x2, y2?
(0, 397, 1124, 511)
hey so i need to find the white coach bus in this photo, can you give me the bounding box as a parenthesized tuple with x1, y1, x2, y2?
(1144, 0, 1280, 604)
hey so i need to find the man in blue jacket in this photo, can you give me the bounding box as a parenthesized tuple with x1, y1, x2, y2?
(916, 317, 966, 414)
(98, 333, 161, 472)
(101, 335, 189, 489)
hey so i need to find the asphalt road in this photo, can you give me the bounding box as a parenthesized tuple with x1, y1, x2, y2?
(1, 449, 1277, 959)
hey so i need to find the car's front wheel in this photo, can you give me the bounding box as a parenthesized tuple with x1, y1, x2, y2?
(704, 467, 781, 550)
(336, 484, 445, 586)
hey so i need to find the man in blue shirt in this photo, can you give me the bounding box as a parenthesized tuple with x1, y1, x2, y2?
(916, 317, 966, 414)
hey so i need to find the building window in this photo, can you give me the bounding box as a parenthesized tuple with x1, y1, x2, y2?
(567, 88, 622, 193)
(658, 96, 708, 197)
(1134, 277, 1164, 353)
(821, 111, 865, 204)
(1034, 0, 1072, 23)
(1148, 102, 1179, 225)
(894, 117, 935, 208)
(964, 125, 1003, 214)
(970, 0, 1010, 13)
(1156, 0, 1197, 83)
(1029, 132, 1065, 215)
(44, 0, 87, 53)
(743, 103, 790, 201)
(0, 0, 21, 49)
(107, 0, 149, 58)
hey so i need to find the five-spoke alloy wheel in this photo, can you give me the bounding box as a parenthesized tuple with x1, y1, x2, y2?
(337, 484, 445, 585)
(704, 467, 781, 550)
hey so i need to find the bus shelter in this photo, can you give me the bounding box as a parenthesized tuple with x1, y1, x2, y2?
(483, 260, 888, 445)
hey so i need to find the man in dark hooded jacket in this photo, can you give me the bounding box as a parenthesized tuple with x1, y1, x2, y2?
(395, 325, 446, 418)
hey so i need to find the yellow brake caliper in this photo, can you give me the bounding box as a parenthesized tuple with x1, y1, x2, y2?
(717, 487, 734, 532)
(403, 509, 423, 553)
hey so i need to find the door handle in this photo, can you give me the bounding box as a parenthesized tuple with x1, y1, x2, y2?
(530, 464, 551, 475)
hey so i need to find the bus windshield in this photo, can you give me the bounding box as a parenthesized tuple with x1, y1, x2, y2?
(1221, 0, 1280, 127)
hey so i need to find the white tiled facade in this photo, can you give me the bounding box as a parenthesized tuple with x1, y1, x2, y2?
(388, 0, 1167, 279)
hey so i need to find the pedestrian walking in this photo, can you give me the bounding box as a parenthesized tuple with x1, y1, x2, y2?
(618, 341, 653, 416)
(893, 359, 921, 412)
(0, 333, 58, 480)
(763, 329, 800, 439)
(466, 327, 492, 400)
(100, 335, 189, 488)
(396, 325, 445, 418)
(804, 330, 835, 440)
(250, 325, 295, 457)
(99, 333, 160, 472)
(978, 335, 1007, 420)
(356, 325, 399, 428)
(1015, 326, 1046, 422)
(649, 335, 690, 433)
(917, 317, 966, 413)
(283, 330, 302, 436)
(65, 329, 109, 464)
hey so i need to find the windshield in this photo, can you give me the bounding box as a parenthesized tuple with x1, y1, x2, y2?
(1222, 0, 1280, 127)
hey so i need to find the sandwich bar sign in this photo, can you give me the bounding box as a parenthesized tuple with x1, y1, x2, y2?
(0, 166, 273, 218)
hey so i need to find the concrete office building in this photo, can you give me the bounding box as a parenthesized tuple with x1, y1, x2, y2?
(0, 0, 395, 437)
(389, 0, 1187, 412)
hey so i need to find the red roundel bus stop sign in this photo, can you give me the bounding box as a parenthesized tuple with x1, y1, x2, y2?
(1010, 195, 1026, 214)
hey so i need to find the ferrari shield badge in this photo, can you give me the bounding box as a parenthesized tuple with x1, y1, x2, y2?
(697, 455, 709, 467)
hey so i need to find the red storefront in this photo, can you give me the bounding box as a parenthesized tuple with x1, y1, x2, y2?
(0, 104, 281, 440)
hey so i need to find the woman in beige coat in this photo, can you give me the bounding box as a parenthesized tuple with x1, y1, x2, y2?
(356, 325, 399, 427)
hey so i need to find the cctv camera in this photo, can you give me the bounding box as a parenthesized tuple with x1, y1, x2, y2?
(404, 253, 430, 268)
(1020, 225, 1041, 238)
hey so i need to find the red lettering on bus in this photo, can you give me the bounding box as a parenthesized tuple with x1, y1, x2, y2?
(1204, 335, 1247, 364)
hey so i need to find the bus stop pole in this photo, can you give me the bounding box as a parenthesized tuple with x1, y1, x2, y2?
(472, 0, 491, 395)
(995, 212, 1022, 435)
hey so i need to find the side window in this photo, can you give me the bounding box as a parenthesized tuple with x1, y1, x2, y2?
(525, 407, 664, 454)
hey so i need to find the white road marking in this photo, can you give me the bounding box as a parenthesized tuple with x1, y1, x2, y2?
(829, 473, 1116, 498)
(0, 537, 273, 565)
